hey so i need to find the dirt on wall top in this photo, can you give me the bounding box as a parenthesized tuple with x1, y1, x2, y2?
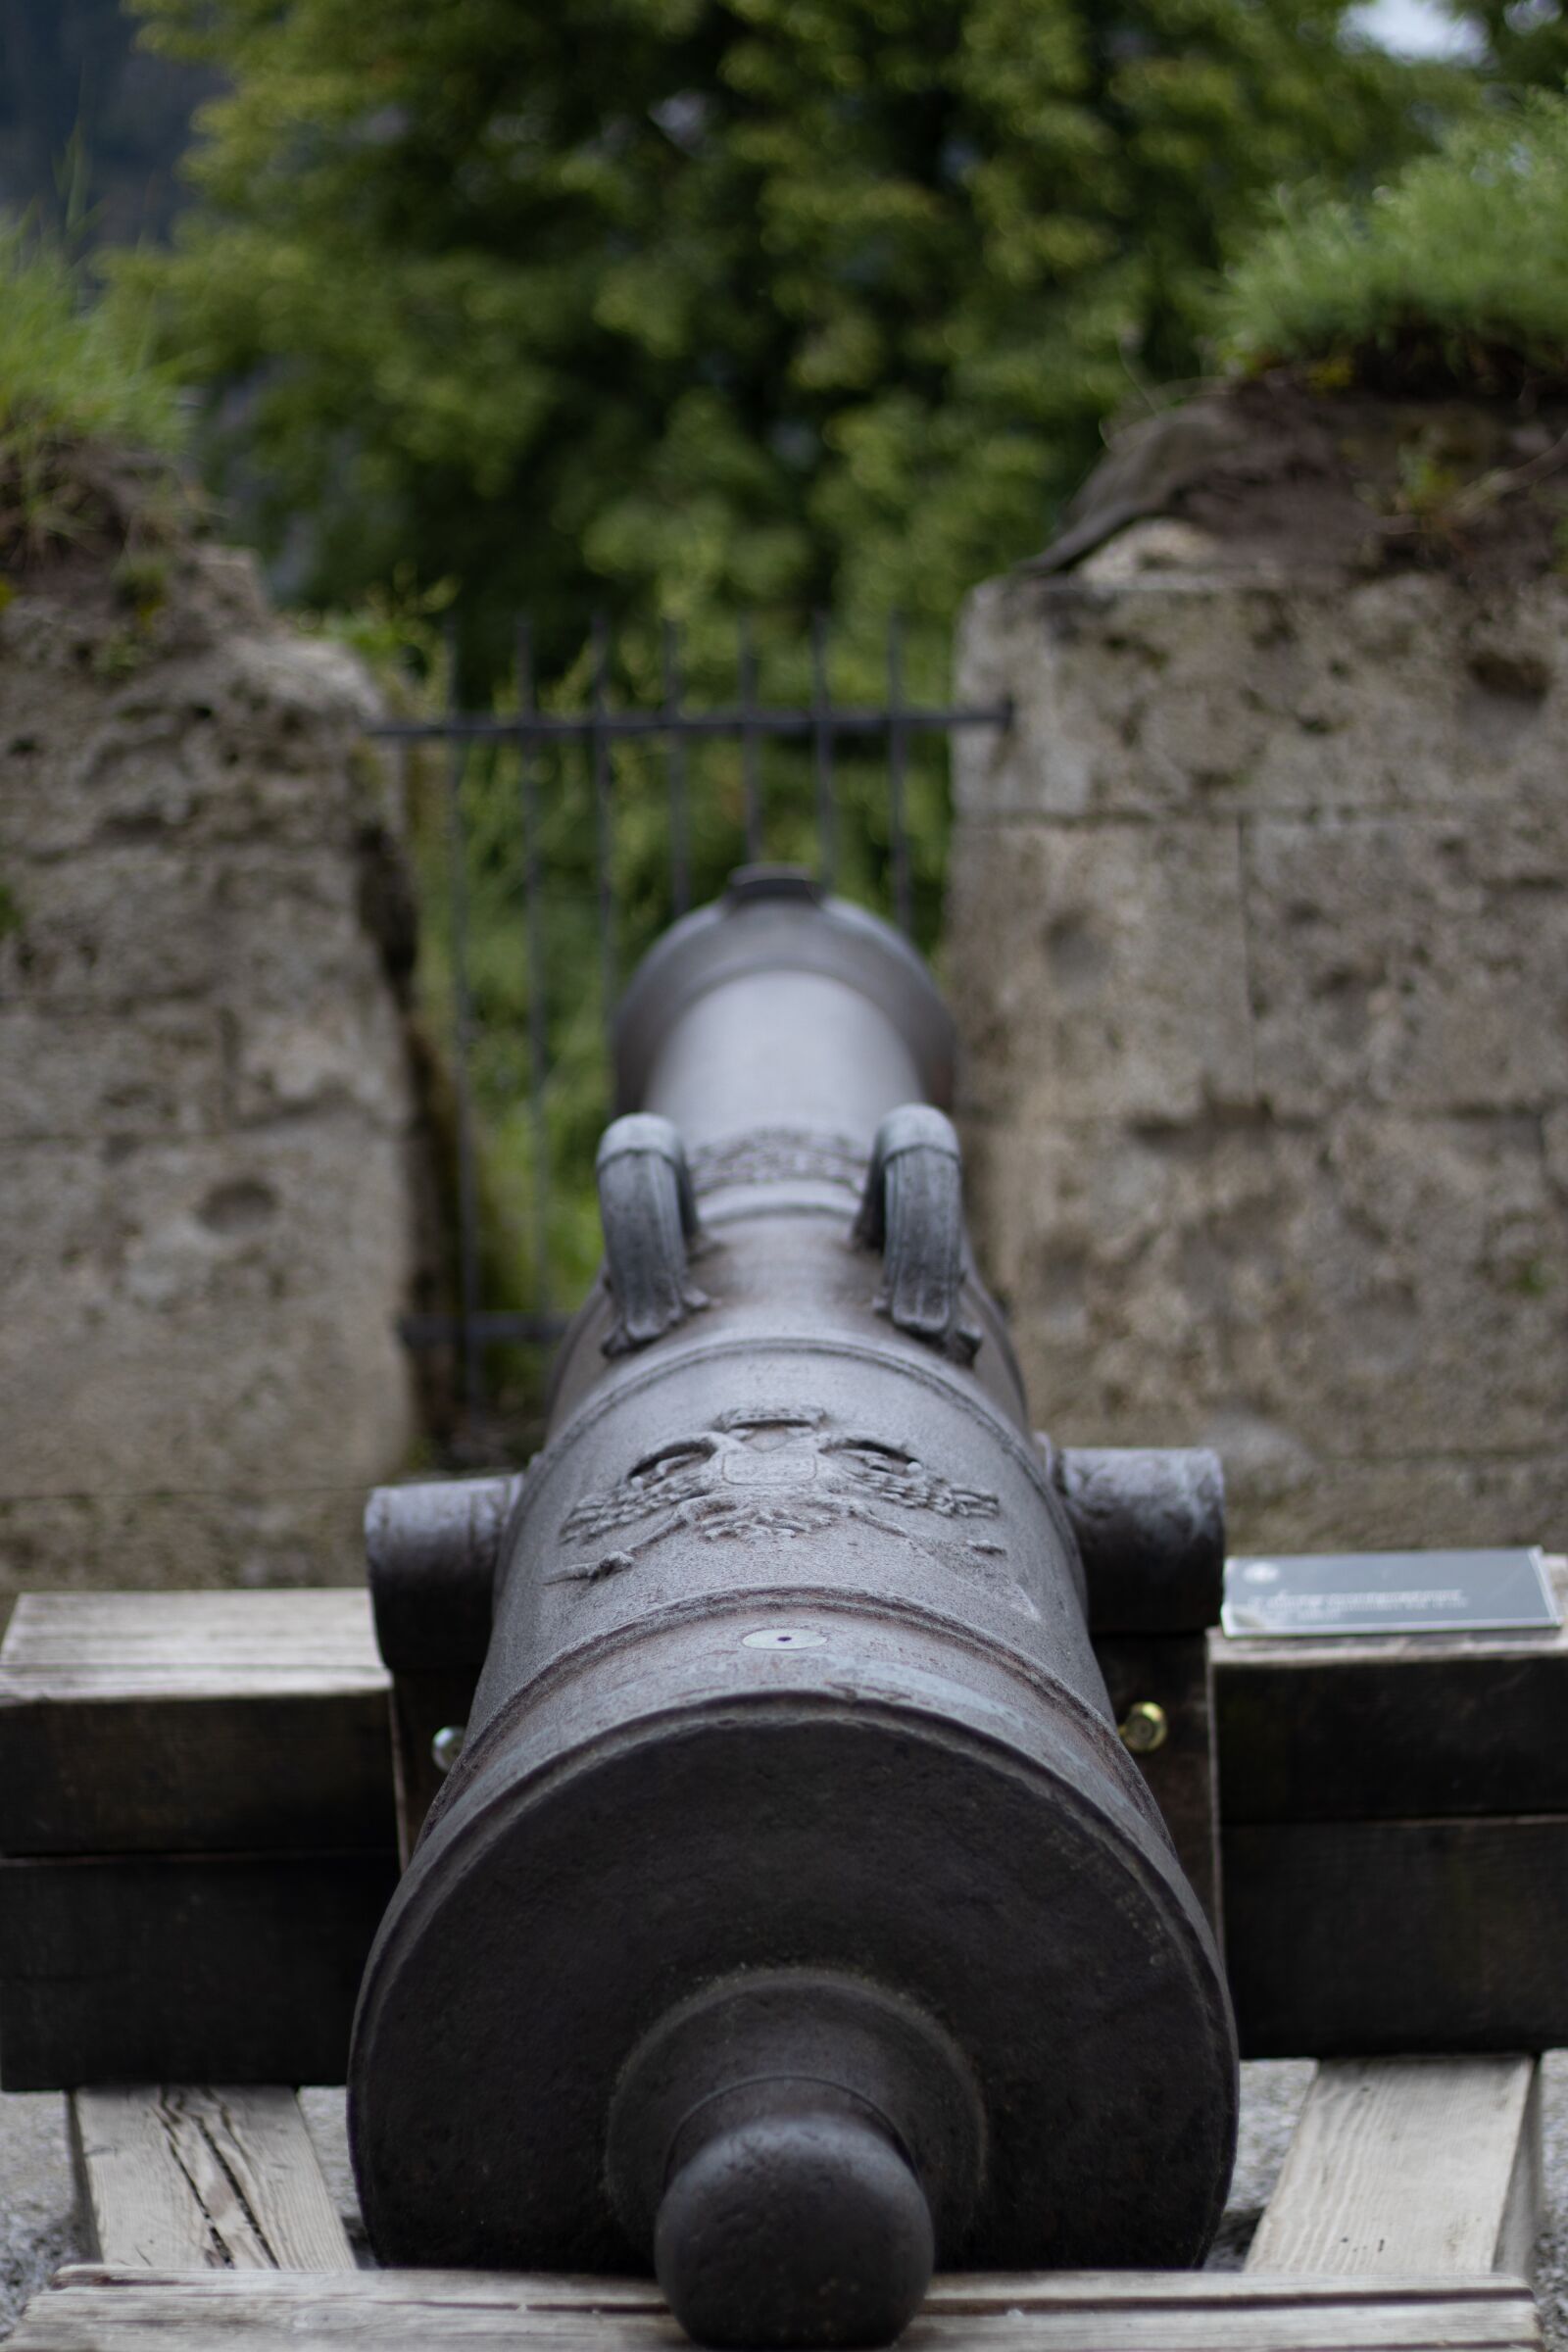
(1029, 372, 1568, 591)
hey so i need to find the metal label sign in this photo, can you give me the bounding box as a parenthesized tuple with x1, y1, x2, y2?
(1223, 1546, 1560, 1638)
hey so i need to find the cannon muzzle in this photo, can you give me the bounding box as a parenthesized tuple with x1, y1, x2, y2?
(350, 867, 1237, 2345)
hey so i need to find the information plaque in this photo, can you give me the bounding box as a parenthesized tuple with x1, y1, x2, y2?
(1222, 1545, 1560, 1638)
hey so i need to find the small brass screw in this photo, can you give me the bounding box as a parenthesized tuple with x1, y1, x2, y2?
(1118, 1700, 1168, 1755)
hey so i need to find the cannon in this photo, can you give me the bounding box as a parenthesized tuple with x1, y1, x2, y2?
(350, 867, 1238, 2349)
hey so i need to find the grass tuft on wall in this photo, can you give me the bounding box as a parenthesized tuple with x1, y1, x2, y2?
(1220, 91, 1568, 398)
(0, 220, 185, 558)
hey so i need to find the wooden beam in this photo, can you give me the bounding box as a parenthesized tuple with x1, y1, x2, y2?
(0, 1850, 397, 2089)
(69, 2087, 356, 2272)
(1211, 1561, 1568, 1827)
(1248, 2056, 1542, 2278)
(0, 1590, 393, 1856)
(9, 2269, 1542, 2351)
(1223, 1818, 1568, 2055)
(1212, 1558, 1568, 2055)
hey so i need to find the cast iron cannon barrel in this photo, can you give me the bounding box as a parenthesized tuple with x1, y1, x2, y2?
(350, 867, 1238, 2348)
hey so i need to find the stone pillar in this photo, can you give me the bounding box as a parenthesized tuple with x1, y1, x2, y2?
(0, 530, 423, 1594)
(949, 526, 1568, 1550)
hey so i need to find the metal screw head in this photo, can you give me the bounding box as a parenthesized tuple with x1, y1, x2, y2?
(431, 1724, 467, 1775)
(1118, 1700, 1168, 1755)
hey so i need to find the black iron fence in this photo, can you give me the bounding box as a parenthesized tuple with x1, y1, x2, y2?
(369, 613, 1010, 1420)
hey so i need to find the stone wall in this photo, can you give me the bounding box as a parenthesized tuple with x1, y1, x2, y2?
(0, 516, 424, 1596)
(949, 524, 1568, 1552)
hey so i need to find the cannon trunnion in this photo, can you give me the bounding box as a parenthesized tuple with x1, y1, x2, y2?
(350, 870, 1238, 2348)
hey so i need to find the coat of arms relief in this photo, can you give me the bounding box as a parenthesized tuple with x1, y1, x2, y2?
(547, 1403, 1016, 1593)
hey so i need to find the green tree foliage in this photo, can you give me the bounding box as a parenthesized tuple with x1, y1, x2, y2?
(1220, 89, 1568, 392)
(0, 223, 179, 449)
(124, 0, 1444, 665)
(1452, 0, 1568, 92)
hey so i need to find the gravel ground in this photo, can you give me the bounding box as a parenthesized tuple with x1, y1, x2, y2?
(0, 2094, 79, 2341)
(1534, 2055, 1568, 2346)
(2, 2062, 1564, 2340)
(1204, 2058, 1316, 2270)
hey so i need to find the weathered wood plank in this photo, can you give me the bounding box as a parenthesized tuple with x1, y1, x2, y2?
(28, 2268, 1544, 2309)
(0, 1592, 388, 1690)
(70, 2087, 355, 2271)
(1498, 2070, 1545, 2283)
(1222, 1816, 1568, 2055)
(9, 2270, 1543, 2352)
(0, 1850, 397, 2090)
(0, 1592, 394, 1856)
(1212, 1559, 1568, 1826)
(1095, 1631, 1220, 1934)
(1248, 2058, 1542, 2277)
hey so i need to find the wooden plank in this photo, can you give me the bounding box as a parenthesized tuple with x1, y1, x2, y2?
(1223, 1816, 1568, 2055)
(8, 2269, 1543, 2352)
(1248, 2058, 1542, 2277)
(1498, 2071, 1545, 2284)
(0, 1592, 394, 1855)
(1095, 1631, 1220, 1935)
(70, 2087, 355, 2270)
(0, 1850, 397, 2090)
(0, 1592, 388, 1692)
(926, 2277, 1533, 2316)
(1211, 1558, 1568, 1826)
(24, 2268, 1544, 2309)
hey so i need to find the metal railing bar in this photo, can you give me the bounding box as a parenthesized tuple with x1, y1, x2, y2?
(515, 618, 551, 1316)
(442, 617, 485, 1412)
(739, 614, 762, 861)
(388, 615, 1016, 1395)
(663, 618, 691, 918)
(369, 703, 1011, 745)
(590, 612, 616, 1036)
(887, 611, 911, 936)
(811, 611, 835, 893)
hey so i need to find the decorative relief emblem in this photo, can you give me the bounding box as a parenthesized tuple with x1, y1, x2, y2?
(688, 1130, 866, 1199)
(547, 1405, 1010, 1588)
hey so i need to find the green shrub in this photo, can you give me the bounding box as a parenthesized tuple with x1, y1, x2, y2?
(0, 220, 184, 554)
(1219, 91, 1568, 393)
(0, 220, 182, 448)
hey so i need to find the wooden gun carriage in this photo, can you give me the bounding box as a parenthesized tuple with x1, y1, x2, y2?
(3, 873, 1562, 2349)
